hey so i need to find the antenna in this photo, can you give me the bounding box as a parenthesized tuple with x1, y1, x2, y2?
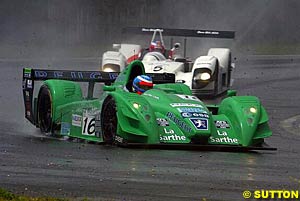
(134, 49, 136, 60)
(184, 38, 187, 58)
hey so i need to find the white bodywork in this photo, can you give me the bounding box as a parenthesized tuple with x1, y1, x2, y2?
(102, 45, 234, 97)
(101, 51, 126, 72)
(101, 44, 141, 72)
(117, 44, 141, 61)
(142, 48, 234, 97)
(142, 51, 185, 74)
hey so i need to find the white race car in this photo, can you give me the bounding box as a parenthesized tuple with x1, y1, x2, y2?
(101, 27, 235, 98)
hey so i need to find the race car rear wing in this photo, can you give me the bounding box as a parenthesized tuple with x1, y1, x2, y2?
(22, 68, 175, 124)
(123, 27, 234, 57)
(123, 27, 235, 39)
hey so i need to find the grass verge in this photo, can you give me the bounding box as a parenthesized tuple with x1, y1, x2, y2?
(0, 188, 68, 201)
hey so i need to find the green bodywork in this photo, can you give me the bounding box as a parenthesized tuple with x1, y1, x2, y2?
(33, 60, 272, 147)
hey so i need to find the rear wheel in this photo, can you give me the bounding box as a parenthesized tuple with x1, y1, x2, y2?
(37, 85, 53, 133)
(101, 96, 118, 144)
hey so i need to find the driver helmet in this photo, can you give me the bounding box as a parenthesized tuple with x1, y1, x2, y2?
(154, 40, 163, 49)
(132, 75, 153, 95)
(150, 40, 164, 52)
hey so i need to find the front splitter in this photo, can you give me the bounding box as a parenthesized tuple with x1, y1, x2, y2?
(119, 143, 277, 152)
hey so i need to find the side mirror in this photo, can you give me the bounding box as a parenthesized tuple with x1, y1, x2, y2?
(227, 90, 237, 97)
(176, 79, 186, 84)
(103, 85, 116, 92)
(174, 43, 181, 49)
(231, 62, 235, 69)
(112, 44, 121, 50)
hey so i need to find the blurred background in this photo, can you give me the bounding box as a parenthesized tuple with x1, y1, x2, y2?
(0, 2, 300, 199)
(1, 0, 300, 61)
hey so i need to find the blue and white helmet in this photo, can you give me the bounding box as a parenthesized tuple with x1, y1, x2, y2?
(132, 75, 153, 94)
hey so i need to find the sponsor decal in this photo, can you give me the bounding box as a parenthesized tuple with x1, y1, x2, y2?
(189, 118, 208, 130)
(115, 135, 124, 143)
(209, 130, 238, 144)
(144, 93, 159, 100)
(70, 71, 83, 79)
(108, 72, 119, 80)
(181, 112, 192, 118)
(25, 91, 30, 101)
(33, 70, 118, 81)
(27, 80, 32, 88)
(177, 107, 206, 113)
(24, 72, 31, 78)
(166, 112, 192, 132)
(22, 80, 26, 89)
(142, 28, 164, 32)
(89, 72, 101, 79)
(197, 30, 219, 35)
(181, 112, 209, 119)
(72, 114, 82, 127)
(176, 94, 200, 101)
(95, 113, 102, 137)
(160, 134, 186, 141)
(35, 70, 48, 78)
(23, 69, 31, 78)
(215, 120, 230, 129)
(160, 128, 186, 141)
(170, 103, 203, 108)
(164, 128, 174, 134)
(153, 65, 163, 72)
(61, 122, 71, 135)
(156, 118, 169, 126)
(88, 71, 117, 80)
(54, 71, 63, 78)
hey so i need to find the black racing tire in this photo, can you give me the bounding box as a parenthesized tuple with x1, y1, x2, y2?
(37, 85, 53, 133)
(227, 54, 232, 87)
(101, 96, 118, 144)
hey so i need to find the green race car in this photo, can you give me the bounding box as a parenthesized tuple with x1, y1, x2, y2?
(22, 60, 275, 151)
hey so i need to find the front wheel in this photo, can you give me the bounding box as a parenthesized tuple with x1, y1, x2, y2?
(37, 85, 53, 133)
(101, 96, 118, 144)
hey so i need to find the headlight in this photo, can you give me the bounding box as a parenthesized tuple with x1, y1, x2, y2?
(102, 64, 120, 72)
(133, 103, 140, 109)
(103, 67, 114, 72)
(249, 107, 257, 114)
(193, 72, 211, 81)
(199, 72, 211, 81)
(244, 107, 258, 115)
(192, 68, 213, 89)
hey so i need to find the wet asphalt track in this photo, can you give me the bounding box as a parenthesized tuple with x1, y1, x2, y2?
(0, 56, 300, 201)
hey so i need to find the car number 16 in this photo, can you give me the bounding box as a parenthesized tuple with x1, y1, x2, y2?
(82, 116, 95, 136)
